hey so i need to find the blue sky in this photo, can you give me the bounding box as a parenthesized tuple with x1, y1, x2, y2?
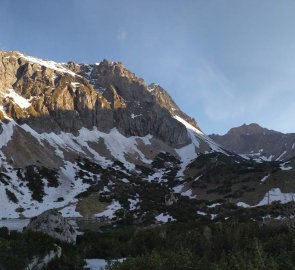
(1, 0, 295, 134)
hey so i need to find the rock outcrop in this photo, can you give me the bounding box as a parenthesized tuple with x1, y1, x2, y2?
(25, 209, 77, 243)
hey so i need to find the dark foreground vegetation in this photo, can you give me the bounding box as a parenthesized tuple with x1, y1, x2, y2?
(1, 219, 295, 270)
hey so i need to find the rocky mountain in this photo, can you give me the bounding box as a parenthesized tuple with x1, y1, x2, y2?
(0, 50, 224, 219)
(210, 123, 295, 161)
(1, 51, 295, 225)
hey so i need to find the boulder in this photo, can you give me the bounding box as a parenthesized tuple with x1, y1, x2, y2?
(25, 209, 77, 243)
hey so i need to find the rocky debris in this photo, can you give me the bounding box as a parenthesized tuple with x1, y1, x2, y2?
(210, 123, 295, 161)
(165, 193, 178, 206)
(25, 209, 77, 243)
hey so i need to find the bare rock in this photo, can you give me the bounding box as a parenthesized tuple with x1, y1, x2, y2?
(25, 209, 77, 243)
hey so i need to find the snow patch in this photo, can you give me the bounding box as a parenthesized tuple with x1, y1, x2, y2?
(77, 127, 153, 170)
(208, 203, 221, 208)
(175, 143, 198, 177)
(59, 204, 82, 218)
(4, 89, 31, 109)
(276, 151, 287, 161)
(280, 162, 293, 171)
(95, 201, 122, 219)
(155, 213, 175, 223)
(197, 211, 207, 216)
(0, 121, 15, 148)
(70, 82, 80, 92)
(84, 258, 125, 270)
(257, 188, 295, 206)
(237, 188, 295, 208)
(181, 189, 196, 199)
(18, 53, 78, 77)
(128, 197, 139, 211)
(260, 175, 269, 183)
(131, 113, 142, 119)
(237, 202, 251, 208)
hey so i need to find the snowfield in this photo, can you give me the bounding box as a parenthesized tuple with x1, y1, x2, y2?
(237, 188, 295, 208)
(0, 122, 156, 219)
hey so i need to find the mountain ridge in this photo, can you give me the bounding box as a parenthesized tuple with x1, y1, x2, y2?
(2, 50, 295, 226)
(210, 123, 295, 161)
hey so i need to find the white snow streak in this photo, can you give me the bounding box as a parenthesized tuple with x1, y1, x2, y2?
(4, 89, 31, 109)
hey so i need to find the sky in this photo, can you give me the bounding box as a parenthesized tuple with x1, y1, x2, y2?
(0, 0, 295, 135)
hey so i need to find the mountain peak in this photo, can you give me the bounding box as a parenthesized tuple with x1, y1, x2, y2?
(210, 123, 295, 161)
(227, 123, 278, 136)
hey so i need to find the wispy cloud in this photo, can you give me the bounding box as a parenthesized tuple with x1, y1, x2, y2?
(189, 59, 295, 133)
(193, 61, 243, 121)
(117, 30, 127, 41)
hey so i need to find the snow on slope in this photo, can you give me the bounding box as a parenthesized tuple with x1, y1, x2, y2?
(256, 188, 295, 206)
(237, 188, 295, 208)
(18, 52, 77, 77)
(174, 115, 226, 176)
(174, 115, 226, 153)
(20, 125, 153, 170)
(95, 201, 122, 219)
(77, 127, 153, 170)
(4, 89, 32, 109)
(0, 121, 15, 148)
(0, 121, 155, 218)
(0, 160, 91, 219)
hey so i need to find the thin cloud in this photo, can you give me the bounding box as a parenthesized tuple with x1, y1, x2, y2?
(193, 60, 245, 121)
(117, 30, 127, 41)
(190, 59, 295, 133)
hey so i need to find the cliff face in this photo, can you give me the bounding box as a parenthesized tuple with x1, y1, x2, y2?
(0, 51, 201, 147)
(147, 83, 200, 130)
